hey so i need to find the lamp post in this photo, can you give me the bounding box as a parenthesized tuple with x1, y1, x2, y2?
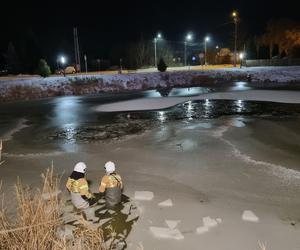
(58, 56, 66, 70)
(59, 56, 66, 76)
(154, 33, 162, 68)
(232, 11, 238, 67)
(184, 33, 192, 67)
(204, 36, 210, 65)
(60, 56, 66, 66)
(239, 52, 245, 68)
(84, 54, 88, 73)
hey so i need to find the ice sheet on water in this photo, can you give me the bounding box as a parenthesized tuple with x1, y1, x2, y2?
(203, 216, 218, 228)
(165, 220, 180, 229)
(158, 199, 173, 207)
(196, 226, 209, 234)
(149, 226, 184, 240)
(242, 210, 259, 222)
(134, 191, 154, 201)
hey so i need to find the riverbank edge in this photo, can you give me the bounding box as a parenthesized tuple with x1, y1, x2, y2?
(2, 66, 300, 103)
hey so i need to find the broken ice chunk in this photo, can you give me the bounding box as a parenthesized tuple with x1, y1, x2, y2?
(203, 216, 218, 228)
(134, 191, 154, 201)
(216, 218, 222, 224)
(242, 210, 259, 222)
(165, 220, 180, 229)
(149, 226, 184, 240)
(158, 199, 173, 207)
(196, 226, 209, 234)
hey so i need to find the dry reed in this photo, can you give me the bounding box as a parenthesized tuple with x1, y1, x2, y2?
(0, 139, 4, 166)
(0, 168, 106, 250)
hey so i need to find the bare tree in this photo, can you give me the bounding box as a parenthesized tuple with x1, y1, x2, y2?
(257, 19, 300, 58)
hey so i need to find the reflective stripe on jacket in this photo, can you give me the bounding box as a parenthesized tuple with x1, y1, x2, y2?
(66, 177, 92, 199)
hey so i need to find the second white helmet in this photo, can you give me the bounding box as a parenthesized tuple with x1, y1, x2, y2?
(104, 161, 115, 174)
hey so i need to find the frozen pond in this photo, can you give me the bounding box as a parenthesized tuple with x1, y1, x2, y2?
(1, 87, 300, 154)
(1, 86, 300, 250)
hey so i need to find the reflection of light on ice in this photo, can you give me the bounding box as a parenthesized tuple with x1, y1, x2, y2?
(186, 100, 193, 120)
(64, 124, 76, 141)
(204, 99, 212, 115)
(53, 96, 81, 126)
(231, 81, 250, 91)
(61, 123, 79, 153)
(158, 111, 166, 122)
(235, 100, 244, 112)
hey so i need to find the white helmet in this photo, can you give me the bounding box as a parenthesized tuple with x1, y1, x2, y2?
(74, 162, 87, 173)
(104, 161, 115, 174)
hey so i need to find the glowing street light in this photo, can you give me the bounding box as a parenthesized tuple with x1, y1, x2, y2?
(232, 10, 239, 67)
(60, 56, 66, 65)
(186, 33, 192, 41)
(154, 33, 163, 67)
(184, 33, 193, 66)
(239, 52, 245, 68)
(216, 45, 219, 49)
(204, 36, 210, 65)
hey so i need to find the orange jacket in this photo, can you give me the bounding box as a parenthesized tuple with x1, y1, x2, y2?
(99, 173, 123, 193)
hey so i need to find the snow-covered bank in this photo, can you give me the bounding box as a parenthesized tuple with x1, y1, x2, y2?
(1, 66, 300, 102)
(94, 90, 300, 112)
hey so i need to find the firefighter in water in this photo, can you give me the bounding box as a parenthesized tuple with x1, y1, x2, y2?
(66, 162, 98, 222)
(99, 161, 123, 208)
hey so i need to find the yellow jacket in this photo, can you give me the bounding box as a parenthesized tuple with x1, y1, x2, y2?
(66, 177, 92, 199)
(99, 173, 123, 193)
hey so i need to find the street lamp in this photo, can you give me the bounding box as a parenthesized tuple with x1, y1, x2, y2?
(60, 56, 66, 65)
(184, 33, 193, 66)
(239, 52, 245, 68)
(232, 11, 238, 67)
(154, 33, 162, 68)
(204, 36, 210, 65)
(57, 56, 66, 70)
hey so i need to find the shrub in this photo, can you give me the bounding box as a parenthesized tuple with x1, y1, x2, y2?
(157, 58, 167, 72)
(37, 59, 51, 77)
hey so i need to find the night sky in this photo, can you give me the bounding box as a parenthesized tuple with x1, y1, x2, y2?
(1, 0, 299, 66)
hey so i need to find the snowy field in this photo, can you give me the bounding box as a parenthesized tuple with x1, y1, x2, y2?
(1, 66, 300, 102)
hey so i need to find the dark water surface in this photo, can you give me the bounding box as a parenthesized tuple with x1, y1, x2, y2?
(1, 87, 300, 154)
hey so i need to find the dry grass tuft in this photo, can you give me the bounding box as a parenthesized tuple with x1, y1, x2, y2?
(258, 241, 267, 250)
(0, 168, 106, 250)
(72, 220, 106, 249)
(0, 139, 4, 166)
